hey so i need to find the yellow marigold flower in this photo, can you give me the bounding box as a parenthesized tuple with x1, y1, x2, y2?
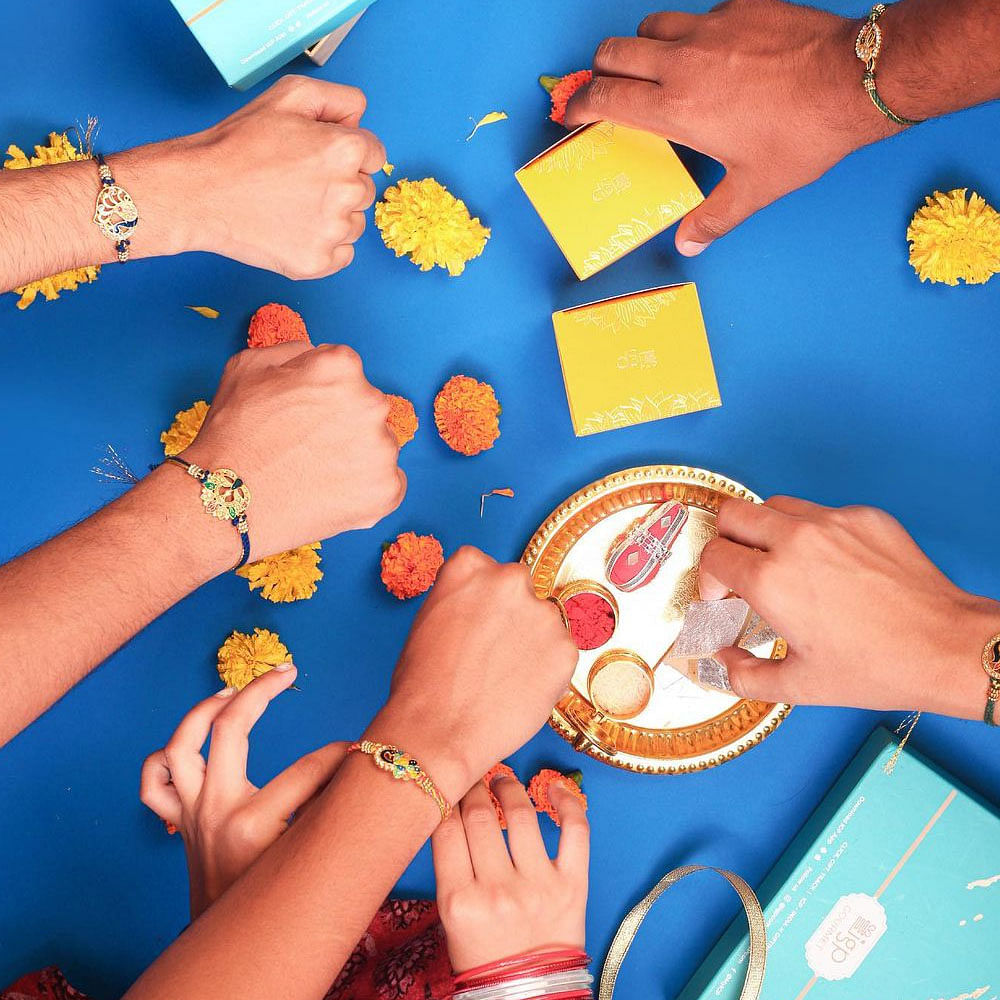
(236, 542, 323, 603)
(160, 400, 209, 456)
(434, 375, 500, 456)
(375, 177, 490, 276)
(4, 132, 101, 309)
(906, 188, 1000, 286)
(386, 393, 418, 447)
(216, 627, 291, 690)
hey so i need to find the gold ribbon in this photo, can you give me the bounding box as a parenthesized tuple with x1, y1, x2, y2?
(598, 865, 766, 1000)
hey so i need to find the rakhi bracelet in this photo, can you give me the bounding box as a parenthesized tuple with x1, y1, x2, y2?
(981, 631, 1000, 725)
(455, 951, 591, 990)
(453, 969, 593, 1000)
(92, 154, 140, 262)
(162, 456, 252, 569)
(349, 740, 452, 821)
(855, 5, 925, 127)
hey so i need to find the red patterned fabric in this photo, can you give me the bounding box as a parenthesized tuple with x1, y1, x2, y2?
(2, 901, 453, 1000)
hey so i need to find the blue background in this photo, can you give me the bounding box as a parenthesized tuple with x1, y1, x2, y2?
(1, 1, 999, 997)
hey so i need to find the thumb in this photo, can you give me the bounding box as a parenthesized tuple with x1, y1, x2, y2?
(713, 646, 799, 705)
(675, 172, 760, 256)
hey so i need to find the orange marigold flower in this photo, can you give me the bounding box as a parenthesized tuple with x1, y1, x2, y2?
(247, 302, 310, 348)
(386, 393, 419, 447)
(434, 375, 500, 456)
(380, 532, 444, 600)
(483, 762, 517, 828)
(545, 70, 592, 126)
(527, 769, 587, 826)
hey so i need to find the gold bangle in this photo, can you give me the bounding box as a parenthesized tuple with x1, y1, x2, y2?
(855, 4, 925, 128)
(982, 632, 1000, 726)
(349, 740, 453, 821)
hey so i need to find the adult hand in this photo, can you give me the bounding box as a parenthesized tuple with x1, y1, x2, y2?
(140, 666, 349, 918)
(180, 338, 406, 561)
(432, 775, 589, 972)
(128, 75, 385, 278)
(698, 497, 1000, 718)
(367, 548, 579, 802)
(566, 0, 896, 255)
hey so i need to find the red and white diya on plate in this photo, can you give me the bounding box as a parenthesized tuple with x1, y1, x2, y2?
(605, 499, 689, 592)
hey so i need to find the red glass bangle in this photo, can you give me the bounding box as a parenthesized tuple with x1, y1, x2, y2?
(454, 950, 590, 989)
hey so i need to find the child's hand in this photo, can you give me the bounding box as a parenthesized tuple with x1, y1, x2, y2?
(431, 774, 589, 973)
(139, 666, 348, 918)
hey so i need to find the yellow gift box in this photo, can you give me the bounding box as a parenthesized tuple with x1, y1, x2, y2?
(552, 283, 721, 437)
(516, 122, 703, 279)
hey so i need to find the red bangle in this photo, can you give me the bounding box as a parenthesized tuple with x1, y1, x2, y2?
(454, 950, 590, 989)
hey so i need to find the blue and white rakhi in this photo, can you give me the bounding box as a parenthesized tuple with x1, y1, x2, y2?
(93, 153, 139, 263)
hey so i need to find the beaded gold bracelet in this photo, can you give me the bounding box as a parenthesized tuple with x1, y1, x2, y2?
(349, 740, 453, 821)
(982, 632, 1000, 726)
(93, 154, 140, 263)
(855, 5, 925, 128)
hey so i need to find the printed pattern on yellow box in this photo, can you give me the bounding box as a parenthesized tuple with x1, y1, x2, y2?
(552, 284, 720, 437)
(516, 122, 704, 279)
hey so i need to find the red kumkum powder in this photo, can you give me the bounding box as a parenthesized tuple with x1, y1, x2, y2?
(563, 591, 616, 650)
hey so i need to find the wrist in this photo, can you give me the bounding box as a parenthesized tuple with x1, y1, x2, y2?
(818, 15, 900, 153)
(364, 700, 476, 806)
(923, 593, 1000, 720)
(135, 464, 242, 587)
(109, 137, 203, 259)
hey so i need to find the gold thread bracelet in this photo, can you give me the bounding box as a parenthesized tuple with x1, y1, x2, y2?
(349, 740, 453, 821)
(93, 154, 140, 262)
(162, 457, 252, 569)
(855, 5, 925, 127)
(982, 632, 1000, 726)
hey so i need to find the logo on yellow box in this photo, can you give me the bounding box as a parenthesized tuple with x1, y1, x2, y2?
(516, 122, 704, 279)
(552, 284, 721, 437)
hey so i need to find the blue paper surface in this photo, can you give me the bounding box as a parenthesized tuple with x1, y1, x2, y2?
(1, 1, 999, 997)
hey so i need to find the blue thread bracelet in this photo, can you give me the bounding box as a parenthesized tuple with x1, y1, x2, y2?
(163, 456, 252, 569)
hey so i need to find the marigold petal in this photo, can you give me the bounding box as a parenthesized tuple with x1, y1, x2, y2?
(386, 394, 419, 447)
(380, 532, 444, 600)
(216, 627, 291, 690)
(483, 762, 517, 829)
(236, 542, 323, 603)
(548, 70, 592, 126)
(375, 178, 490, 276)
(906, 188, 1000, 286)
(247, 303, 310, 348)
(434, 375, 500, 456)
(527, 768, 588, 825)
(160, 400, 209, 456)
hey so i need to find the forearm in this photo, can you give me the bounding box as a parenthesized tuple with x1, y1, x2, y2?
(0, 465, 233, 745)
(0, 138, 200, 295)
(869, 0, 1000, 121)
(125, 720, 466, 1000)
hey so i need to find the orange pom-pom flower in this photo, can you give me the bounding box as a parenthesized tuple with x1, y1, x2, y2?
(247, 303, 310, 348)
(434, 375, 500, 456)
(386, 394, 419, 447)
(483, 762, 517, 828)
(527, 769, 587, 826)
(542, 70, 593, 126)
(380, 532, 444, 600)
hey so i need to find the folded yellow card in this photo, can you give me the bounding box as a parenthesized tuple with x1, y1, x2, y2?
(552, 283, 721, 437)
(516, 122, 703, 279)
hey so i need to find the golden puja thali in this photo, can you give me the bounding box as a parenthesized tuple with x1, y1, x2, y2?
(523, 465, 791, 774)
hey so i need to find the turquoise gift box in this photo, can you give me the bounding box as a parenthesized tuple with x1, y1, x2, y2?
(168, 0, 373, 89)
(679, 728, 1000, 998)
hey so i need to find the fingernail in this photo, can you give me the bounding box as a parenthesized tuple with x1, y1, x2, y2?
(696, 657, 732, 692)
(275, 660, 295, 672)
(215, 686, 236, 698)
(677, 239, 708, 257)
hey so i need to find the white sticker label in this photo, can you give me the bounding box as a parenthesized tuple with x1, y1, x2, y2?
(804, 893, 887, 980)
